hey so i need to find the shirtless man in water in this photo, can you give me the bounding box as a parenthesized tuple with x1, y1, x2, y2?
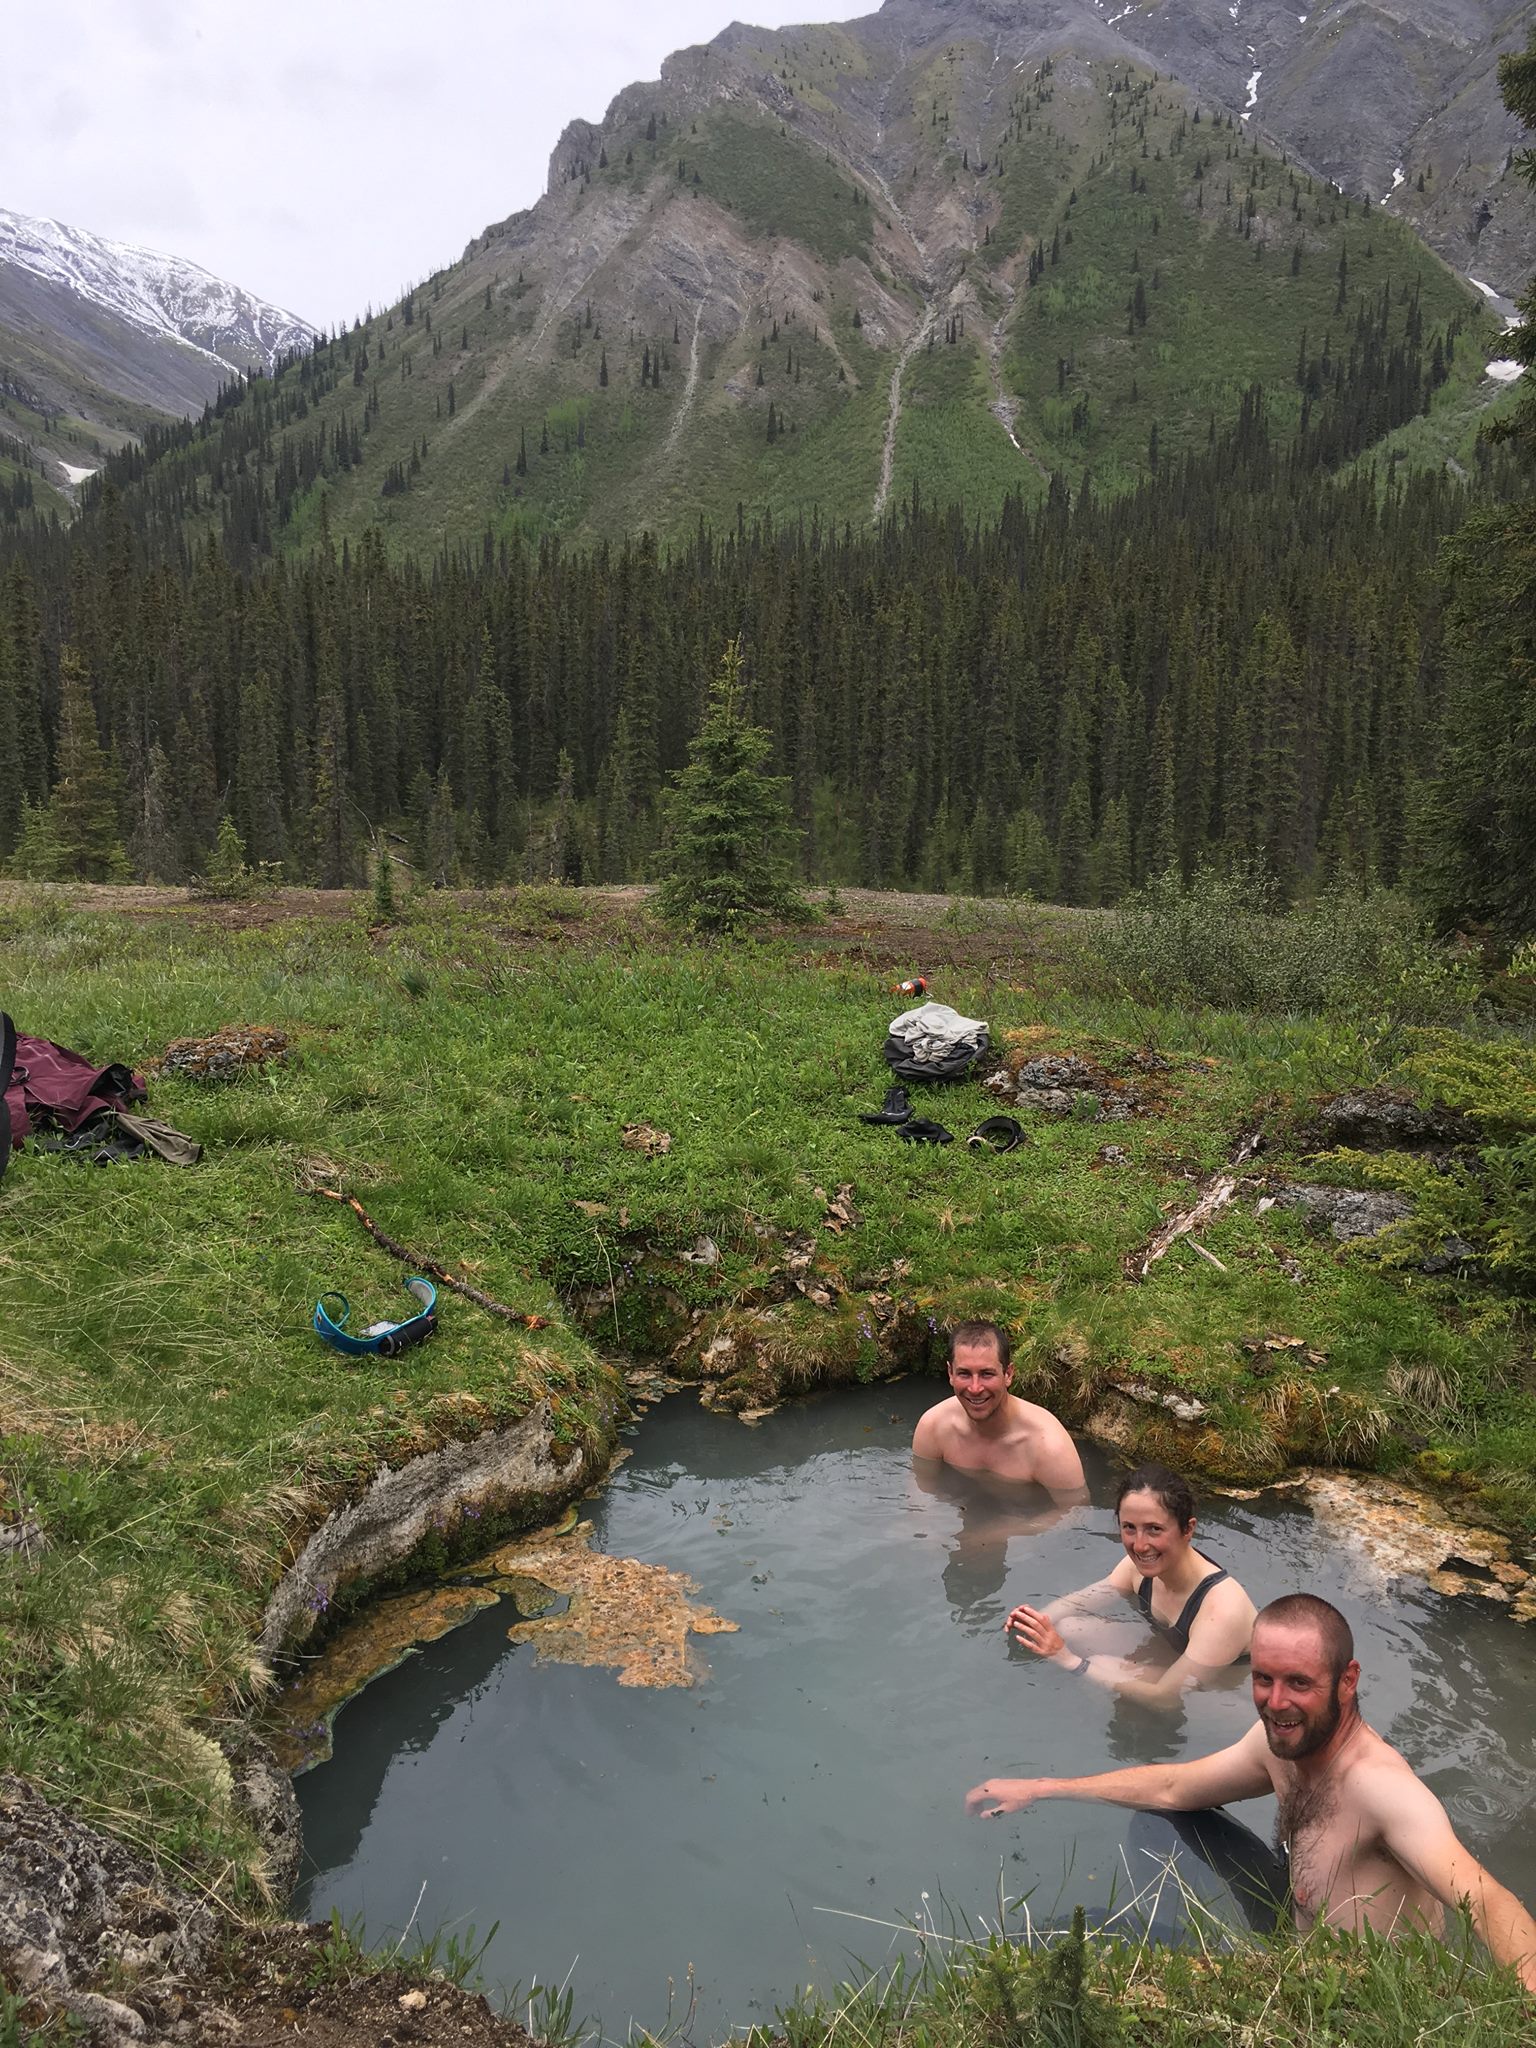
(966, 1593, 1536, 1992)
(913, 1322, 1086, 1500)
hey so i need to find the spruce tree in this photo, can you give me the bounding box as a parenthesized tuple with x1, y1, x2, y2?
(656, 640, 812, 934)
(1137, 703, 1179, 882)
(308, 686, 354, 887)
(8, 797, 65, 880)
(424, 765, 458, 888)
(1055, 778, 1094, 904)
(1422, 25, 1536, 945)
(1091, 794, 1132, 904)
(50, 650, 130, 881)
(128, 742, 178, 883)
(371, 831, 399, 921)
(202, 815, 254, 898)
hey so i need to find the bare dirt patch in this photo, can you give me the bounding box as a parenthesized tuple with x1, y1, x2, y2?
(177, 1925, 543, 2048)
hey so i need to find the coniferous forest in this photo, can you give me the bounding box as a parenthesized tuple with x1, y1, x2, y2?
(0, 385, 1521, 909)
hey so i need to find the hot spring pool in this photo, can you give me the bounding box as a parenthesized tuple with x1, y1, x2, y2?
(291, 1384, 1536, 2039)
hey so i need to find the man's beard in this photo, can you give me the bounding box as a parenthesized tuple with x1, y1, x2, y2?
(1262, 1680, 1344, 1759)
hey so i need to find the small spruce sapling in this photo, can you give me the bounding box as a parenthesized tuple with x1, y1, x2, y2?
(656, 639, 813, 936)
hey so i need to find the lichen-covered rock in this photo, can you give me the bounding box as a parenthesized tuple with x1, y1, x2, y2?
(1017, 1087, 1077, 1116)
(258, 1399, 616, 1658)
(157, 1026, 288, 1083)
(1095, 1094, 1139, 1122)
(1270, 1183, 1413, 1241)
(0, 1773, 213, 2042)
(1313, 1089, 1477, 1150)
(0, 1513, 45, 1561)
(221, 1732, 303, 1897)
(1415, 1235, 1481, 1276)
(1109, 1378, 1210, 1424)
(1016, 1054, 1098, 1091)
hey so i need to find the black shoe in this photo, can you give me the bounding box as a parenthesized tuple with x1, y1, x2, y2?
(859, 1086, 913, 1126)
(967, 1116, 1027, 1153)
(895, 1119, 955, 1145)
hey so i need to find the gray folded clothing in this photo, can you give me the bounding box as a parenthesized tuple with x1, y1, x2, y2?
(884, 1001, 989, 1083)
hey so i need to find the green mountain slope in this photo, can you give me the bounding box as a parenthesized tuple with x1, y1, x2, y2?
(91, 12, 1506, 558)
(0, 349, 158, 531)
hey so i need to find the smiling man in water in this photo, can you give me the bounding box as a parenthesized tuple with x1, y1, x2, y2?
(967, 1593, 1536, 1993)
(913, 1321, 1086, 1499)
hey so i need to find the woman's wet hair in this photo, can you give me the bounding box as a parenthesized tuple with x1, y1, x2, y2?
(1115, 1462, 1196, 1532)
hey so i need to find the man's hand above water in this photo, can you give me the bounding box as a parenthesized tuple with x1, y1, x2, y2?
(966, 1777, 1042, 1818)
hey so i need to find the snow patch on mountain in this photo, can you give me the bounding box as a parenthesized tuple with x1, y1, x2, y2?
(0, 208, 316, 375)
(1486, 359, 1524, 384)
(58, 461, 98, 485)
(1241, 69, 1261, 120)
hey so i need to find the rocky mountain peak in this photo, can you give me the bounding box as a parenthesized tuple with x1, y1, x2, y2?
(0, 208, 314, 375)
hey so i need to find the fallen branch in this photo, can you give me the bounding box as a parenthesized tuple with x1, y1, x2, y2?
(1186, 1239, 1229, 1274)
(314, 1189, 548, 1328)
(1125, 1127, 1264, 1282)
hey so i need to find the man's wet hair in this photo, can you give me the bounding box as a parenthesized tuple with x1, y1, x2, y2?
(948, 1320, 1012, 1368)
(1116, 1461, 1196, 1532)
(1256, 1594, 1355, 1679)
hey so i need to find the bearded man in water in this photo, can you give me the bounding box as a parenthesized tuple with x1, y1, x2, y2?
(966, 1593, 1536, 1993)
(912, 1321, 1087, 1501)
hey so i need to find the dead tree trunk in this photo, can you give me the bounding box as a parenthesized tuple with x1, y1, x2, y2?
(1124, 1126, 1265, 1281)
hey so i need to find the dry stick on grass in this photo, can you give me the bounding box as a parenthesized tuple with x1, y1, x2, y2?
(1124, 1125, 1265, 1282)
(1186, 1239, 1229, 1273)
(313, 1189, 548, 1328)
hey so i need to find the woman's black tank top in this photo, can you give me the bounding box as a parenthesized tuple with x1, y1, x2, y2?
(1136, 1561, 1230, 1655)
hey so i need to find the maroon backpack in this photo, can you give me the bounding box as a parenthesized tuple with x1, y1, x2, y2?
(0, 1014, 13, 1182)
(2, 1023, 147, 1157)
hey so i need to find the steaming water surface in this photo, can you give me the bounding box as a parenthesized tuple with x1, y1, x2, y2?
(293, 1385, 1536, 2040)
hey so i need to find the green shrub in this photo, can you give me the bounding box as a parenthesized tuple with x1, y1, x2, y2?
(1100, 865, 1476, 1021)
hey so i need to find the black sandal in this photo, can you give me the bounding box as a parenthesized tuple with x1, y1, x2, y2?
(858, 1085, 913, 1126)
(967, 1116, 1026, 1153)
(895, 1119, 955, 1146)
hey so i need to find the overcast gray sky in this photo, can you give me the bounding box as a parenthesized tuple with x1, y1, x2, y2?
(2, 1, 819, 329)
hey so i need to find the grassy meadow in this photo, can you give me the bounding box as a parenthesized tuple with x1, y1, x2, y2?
(1, 880, 1533, 2035)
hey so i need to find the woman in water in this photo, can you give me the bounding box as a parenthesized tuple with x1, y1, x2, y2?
(1005, 1462, 1255, 1706)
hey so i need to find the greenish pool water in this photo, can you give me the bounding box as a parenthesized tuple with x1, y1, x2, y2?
(293, 1385, 1536, 2041)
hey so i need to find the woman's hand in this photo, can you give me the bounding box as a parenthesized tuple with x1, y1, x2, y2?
(1006, 1603, 1068, 1662)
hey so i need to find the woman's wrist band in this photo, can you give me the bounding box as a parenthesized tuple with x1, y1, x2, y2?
(1071, 1655, 1090, 1676)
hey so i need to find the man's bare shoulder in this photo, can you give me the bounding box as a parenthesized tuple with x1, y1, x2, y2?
(1012, 1395, 1077, 1444)
(913, 1397, 964, 1453)
(1348, 1729, 1437, 1811)
(1009, 1396, 1086, 1486)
